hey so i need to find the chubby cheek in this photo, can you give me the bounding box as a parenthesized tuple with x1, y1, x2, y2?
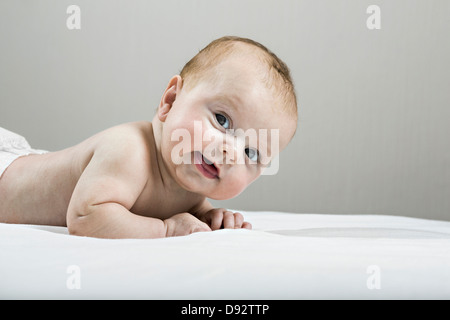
(163, 119, 204, 160)
(177, 118, 216, 153)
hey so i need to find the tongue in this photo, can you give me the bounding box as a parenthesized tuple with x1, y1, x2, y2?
(202, 158, 218, 176)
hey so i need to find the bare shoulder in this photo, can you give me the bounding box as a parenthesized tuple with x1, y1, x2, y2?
(84, 121, 155, 178)
(68, 122, 156, 211)
(94, 121, 153, 148)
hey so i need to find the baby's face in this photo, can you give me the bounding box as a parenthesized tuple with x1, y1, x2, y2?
(159, 58, 296, 200)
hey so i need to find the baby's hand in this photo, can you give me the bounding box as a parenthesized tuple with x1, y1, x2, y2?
(164, 212, 211, 237)
(198, 208, 252, 231)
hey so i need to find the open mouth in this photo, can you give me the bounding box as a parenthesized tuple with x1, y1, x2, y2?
(194, 151, 219, 179)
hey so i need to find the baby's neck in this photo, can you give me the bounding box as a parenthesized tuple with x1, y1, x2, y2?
(151, 117, 183, 193)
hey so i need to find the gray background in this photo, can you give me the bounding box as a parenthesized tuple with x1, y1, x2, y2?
(1, 0, 449, 221)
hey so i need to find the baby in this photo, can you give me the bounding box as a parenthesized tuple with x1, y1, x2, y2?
(0, 36, 298, 239)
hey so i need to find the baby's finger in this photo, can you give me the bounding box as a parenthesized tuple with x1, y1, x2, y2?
(222, 211, 235, 229)
(242, 221, 252, 230)
(210, 210, 224, 230)
(233, 212, 244, 229)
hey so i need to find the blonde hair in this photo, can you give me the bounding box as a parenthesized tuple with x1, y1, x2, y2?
(179, 36, 298, 118)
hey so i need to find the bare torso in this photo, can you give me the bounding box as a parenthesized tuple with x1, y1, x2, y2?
(0, 121, 203, 226)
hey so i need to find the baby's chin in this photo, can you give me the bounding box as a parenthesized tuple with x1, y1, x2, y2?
(205, 185, 247, 201)
(181, 179, 242, 200)
(188, 185, 238, 201)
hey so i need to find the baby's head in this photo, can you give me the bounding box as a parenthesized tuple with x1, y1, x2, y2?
(154, 36, 298, 200)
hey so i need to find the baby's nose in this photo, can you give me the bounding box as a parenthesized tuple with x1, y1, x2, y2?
(220, 139, 240, 165)
(221, 142, 231, 154)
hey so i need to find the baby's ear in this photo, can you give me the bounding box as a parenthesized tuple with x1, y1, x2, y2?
(158, 75, 183, 122)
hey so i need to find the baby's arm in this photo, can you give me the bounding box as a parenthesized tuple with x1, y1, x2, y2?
(66, 129, 209, 239)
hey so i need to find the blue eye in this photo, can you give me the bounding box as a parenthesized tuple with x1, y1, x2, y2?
(245, 148, 259, 162)
(215, 113, 230, 129)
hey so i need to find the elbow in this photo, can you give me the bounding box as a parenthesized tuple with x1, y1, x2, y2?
(66, 204, 94, 237)
(67, 214, 87, 236)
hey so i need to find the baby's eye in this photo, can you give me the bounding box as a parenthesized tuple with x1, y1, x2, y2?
(245, 148, 259, 162)
(215, 113, 230, 129)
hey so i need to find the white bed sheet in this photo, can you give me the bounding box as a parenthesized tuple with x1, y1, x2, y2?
(1, 211, 450, 299)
